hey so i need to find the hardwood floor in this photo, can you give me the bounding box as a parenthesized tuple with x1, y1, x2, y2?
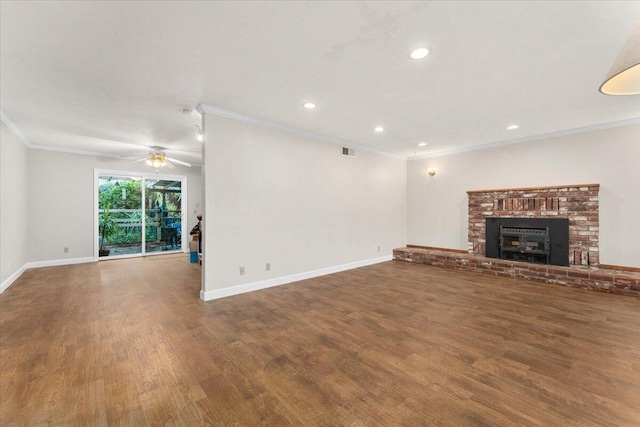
(1, 256, 639, 426)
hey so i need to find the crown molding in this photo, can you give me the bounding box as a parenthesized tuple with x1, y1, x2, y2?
(29, 143, 124, 158)
(4, 105, 638, 165)
(408, 117, 640, 160)
(0, 111, 33, 148)
(197, 104, 406, 160)
(0, 110, 202, 166)
(29, 144, 203, 167)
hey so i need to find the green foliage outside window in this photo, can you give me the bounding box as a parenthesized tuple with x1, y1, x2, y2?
(99, 180, 142, 209)
(99, 179, 181, 247)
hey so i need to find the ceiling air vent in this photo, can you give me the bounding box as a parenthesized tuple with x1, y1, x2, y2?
(342, 147, 355, 157)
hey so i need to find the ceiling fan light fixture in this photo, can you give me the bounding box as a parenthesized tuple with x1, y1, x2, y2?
(146, 152, 168, 168)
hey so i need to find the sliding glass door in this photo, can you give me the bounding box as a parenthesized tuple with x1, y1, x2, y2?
(145, 179, 183, 253)
(96, 171, 186, 259)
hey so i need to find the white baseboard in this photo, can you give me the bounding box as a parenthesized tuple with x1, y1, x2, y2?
(27, 257, 96, 269)
(200, 255, 392, 301)
(0, 257, 95, 294)
(0, 264, 28, 294)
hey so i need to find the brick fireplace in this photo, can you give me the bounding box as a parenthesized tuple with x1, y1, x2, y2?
(467, 184, 599, 267)
(394, 182, 640, 297)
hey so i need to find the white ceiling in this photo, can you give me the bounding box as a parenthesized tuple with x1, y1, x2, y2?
(1, 1, 639, 165)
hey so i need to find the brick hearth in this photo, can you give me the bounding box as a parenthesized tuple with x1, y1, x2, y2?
(467, 184, 599, 266)
(393, 247, 640, 298)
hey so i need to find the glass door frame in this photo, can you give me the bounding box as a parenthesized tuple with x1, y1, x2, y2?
(93, 168, 188, 260)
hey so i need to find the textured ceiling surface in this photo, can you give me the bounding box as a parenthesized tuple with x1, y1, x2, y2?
(1, 1, 639, 165)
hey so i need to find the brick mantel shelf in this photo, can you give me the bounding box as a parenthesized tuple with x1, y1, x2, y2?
(466, 183, 600, 195)
(467, 184, 600, 267)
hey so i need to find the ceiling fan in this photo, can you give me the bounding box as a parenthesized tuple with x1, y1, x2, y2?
(122, 146, 192, 168)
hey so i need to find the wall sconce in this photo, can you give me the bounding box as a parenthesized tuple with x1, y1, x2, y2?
(428, 168, 436, 177)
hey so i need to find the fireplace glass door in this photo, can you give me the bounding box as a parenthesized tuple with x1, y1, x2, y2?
(499, 227, 550, 264)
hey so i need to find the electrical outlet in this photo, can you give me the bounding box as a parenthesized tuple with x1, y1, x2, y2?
(239, 267, 245, 275)
(64, 247, 69, 253)
(266, 262, 270, 271)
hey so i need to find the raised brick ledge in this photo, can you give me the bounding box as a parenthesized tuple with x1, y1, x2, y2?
(393, 247, 640, 298)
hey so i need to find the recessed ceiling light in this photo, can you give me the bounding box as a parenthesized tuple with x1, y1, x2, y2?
(197, 134, 203, 142)
(303, 102, 316, 109)
(418, 142, 428, 147)
(374, 126, 384, 133)
(507, 124, 520, 130)
(410, 47, 430, 60)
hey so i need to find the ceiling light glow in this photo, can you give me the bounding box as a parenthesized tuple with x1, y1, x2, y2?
(410, 47, 430, 60)
(418, 142, 428, 147)
(304, 102, 316, 109)
(507, 125, 520, 130)
(374, 126, 384, 133)
(145, 153, 167, 168)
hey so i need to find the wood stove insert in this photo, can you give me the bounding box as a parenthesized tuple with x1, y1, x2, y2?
(486, 217, 569, 266)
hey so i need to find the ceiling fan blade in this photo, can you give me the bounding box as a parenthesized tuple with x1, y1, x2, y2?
(166, 157, 192, 167)
(165, 161, 176, 169)
(119, 155, 145, 160)
(132, 157, 148, 163)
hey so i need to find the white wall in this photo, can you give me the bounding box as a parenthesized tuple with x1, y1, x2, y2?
(202, 114, 407, 299)
(27, 150, 203, 262)
(0, 121, 30, 289)
(408, 124, 640, 267)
